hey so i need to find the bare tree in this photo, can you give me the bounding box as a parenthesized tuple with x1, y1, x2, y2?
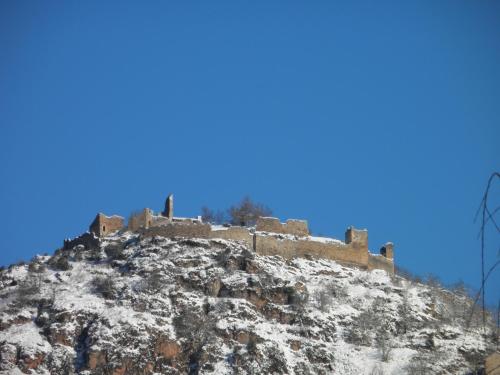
(473, 172, 500, 327)
(228, 196, 272, 226)
(201, 206, 226, 224)
(404, 354, 431, 375)
(314, 289, 333, 313)
(91, 275, 117, 299)
(369, 364, 386, 375)
(375, 327, 393, 362)
(201, 196, 272, 226)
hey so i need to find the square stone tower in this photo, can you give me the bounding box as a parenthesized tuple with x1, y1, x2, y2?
(90, 213, 124, 237)
(345, 226, 368, 251)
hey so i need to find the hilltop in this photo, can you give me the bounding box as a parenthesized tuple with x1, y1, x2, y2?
(0, 231, 497, 374)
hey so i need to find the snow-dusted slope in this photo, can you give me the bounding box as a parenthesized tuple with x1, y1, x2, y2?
(0, 233, 496, 374)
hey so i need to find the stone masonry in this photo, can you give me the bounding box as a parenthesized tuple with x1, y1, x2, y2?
(66, 195, 395, 274)
(89, 213, 124, 237)
(256, 217, 309, 236)
(162, 194, 174, 219)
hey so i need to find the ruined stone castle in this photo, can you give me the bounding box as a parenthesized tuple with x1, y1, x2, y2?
(64, 194, 395, 274)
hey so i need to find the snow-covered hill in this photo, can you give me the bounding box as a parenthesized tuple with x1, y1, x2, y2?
(0, 232, 496, 374)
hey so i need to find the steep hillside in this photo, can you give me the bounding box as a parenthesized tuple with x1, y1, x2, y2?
(0, 233, 496, 374)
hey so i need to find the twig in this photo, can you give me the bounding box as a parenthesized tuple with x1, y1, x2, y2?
(472, 172, 499, 327)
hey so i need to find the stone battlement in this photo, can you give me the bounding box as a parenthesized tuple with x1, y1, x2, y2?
(65, 194, 395, 274)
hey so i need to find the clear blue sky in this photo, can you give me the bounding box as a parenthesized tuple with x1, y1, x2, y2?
(1, 1, 499, 304)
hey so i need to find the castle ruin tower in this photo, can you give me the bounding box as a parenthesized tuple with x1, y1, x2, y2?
(162, 194, 174, 220)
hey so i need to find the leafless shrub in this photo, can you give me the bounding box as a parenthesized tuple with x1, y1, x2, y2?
(262, 344, 287, 374)
(395, 266, 423, 284)
(141, 269, 165, 293)
(104, 243, 126, 260)
(346, 297, 391, 346)
(173, 301, 224, 372)
(345, 309, 375, 345)
(463, 350, 487, 374)
(404, 354, 431, 375)
(17, 273, 43, 304)
(369, 364, 386, 375)
(47, 347, 75, 375)
(375, 327, 393, 362)
(247, 335, 259, 355)
(47, 251, 72, 271)
(28, 258, 47, 273)
(396, 291, 417, 334)
(91, 275, 116, 299)
(424, 273, 442, 289)
(53, 256, 72, 271)
(314, 289, 333, 313)
(288, 285, 310, 312)
(201, 206, 227, 224)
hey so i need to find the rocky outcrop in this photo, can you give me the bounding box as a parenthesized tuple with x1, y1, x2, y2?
(0, 234, 496, 374)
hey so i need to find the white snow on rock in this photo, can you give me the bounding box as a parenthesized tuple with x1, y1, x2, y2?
(0, 232, 496, 374)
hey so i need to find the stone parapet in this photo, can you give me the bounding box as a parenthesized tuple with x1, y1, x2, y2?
(256, 217, 309, 237)
(210, 227, 253, 248)
(254, 233, 371, 269)
(368, 254, 394, 274)
(141, 221, 211, 239)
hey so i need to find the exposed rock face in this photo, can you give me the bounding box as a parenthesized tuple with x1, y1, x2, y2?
(0, 233, 496, 374)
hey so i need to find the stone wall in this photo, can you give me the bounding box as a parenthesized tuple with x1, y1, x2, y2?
(210, 227, 253, 248)
(85, 205, 394, 274)
(64, 232, 100, 250)
(345, 227, 368, 251)
(89, 214, 124, 237)
(256, 217, 309, 237)
(128, 209, 154, 232)
(367, 254, 394, 274)
(131, 214, 393, 274)
(254, 234, 370, 268)
(380, 242, 394, 260)
(141, 222, 211, 239)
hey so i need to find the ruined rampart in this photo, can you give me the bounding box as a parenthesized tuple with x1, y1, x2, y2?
(367, 254, 394, 274)
(210, 227, 253, 248)
(128, 209, 154, 232)
(254, 234, 370, 268)
(141, 221, 211, 239)
(90, 214, 124, 237)
(82, 195, 394, 274)
(64, 232, 100, 250)
(256, 217, 309, 236)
